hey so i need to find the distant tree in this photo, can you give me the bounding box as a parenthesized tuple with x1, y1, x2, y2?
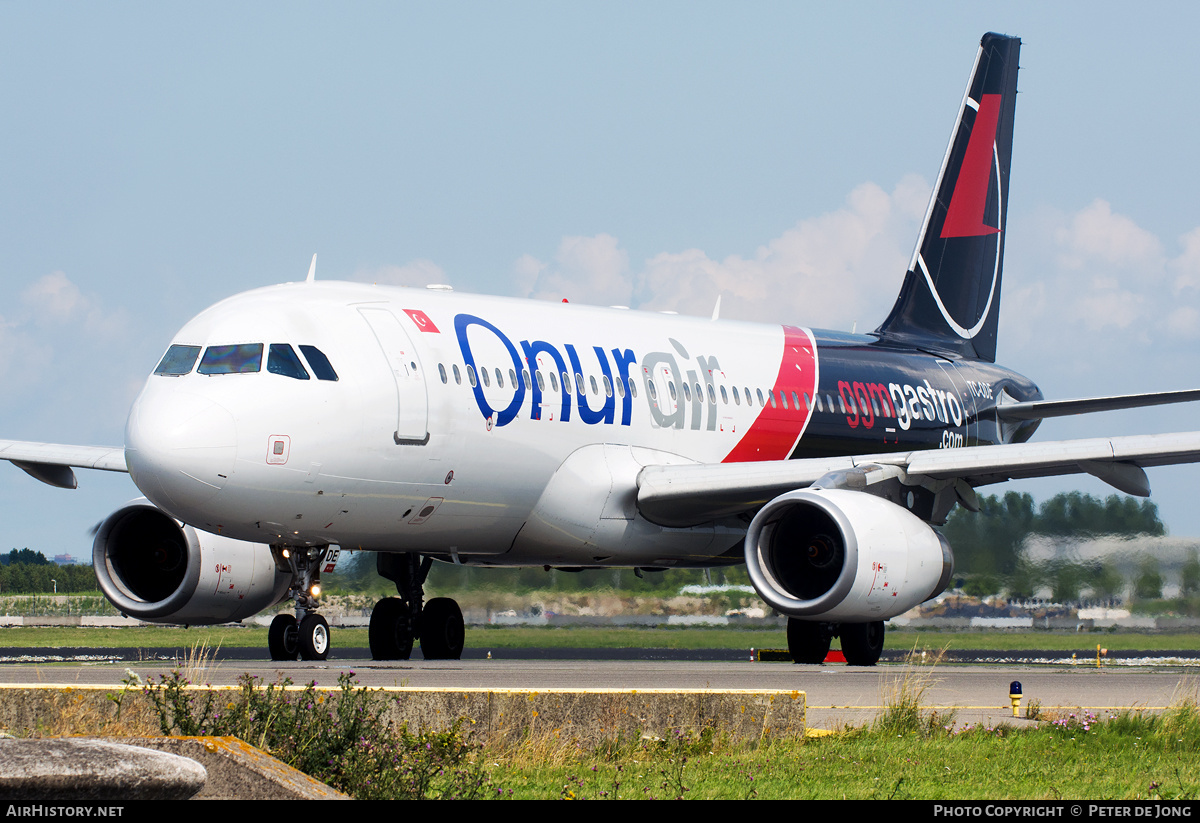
(1087, 560, 1125, 601)
(1006, 558, 1042, 600)
(1134, 557, 1164, 601)
(944, 492, 1166, 584)
(943, 491, 1035, 577)
(1182, 549, 1200, 597)
(3, 549, 49, 566)
(1048, 560, 1086, 603)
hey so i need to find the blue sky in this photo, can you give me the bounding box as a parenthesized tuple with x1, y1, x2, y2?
(4, 2, 1200, 559)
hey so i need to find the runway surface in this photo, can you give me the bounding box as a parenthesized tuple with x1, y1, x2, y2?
(2, 647, 1197, 730)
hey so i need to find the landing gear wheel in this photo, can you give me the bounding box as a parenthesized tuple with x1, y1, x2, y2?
(420, 597, 464, 660)
(299, 613, 331, 661)
(841, 621, 885, 666)
(268, 613, 299, 661)
(369, 597, 414, 660)
(787, 618, 831, 664)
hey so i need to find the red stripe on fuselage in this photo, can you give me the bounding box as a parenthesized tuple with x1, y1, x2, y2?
(722, 325, 818, 463)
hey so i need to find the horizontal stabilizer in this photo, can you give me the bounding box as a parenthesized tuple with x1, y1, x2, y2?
(995, 388, 1200, 421)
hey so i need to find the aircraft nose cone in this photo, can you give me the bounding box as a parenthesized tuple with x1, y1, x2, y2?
(125, 386, 237, 512)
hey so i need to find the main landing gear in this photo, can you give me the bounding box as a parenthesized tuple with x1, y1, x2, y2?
(269, 546, 333, 662)
(369, 554, 465, 660)
(787, 618, 886, 666)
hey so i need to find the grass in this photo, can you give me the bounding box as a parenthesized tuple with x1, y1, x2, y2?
(14, 655, 1200, 799)
(476, 700, 1200, 799)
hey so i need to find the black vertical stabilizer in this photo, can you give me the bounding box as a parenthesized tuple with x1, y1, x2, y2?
(874, 33, 1020, 363)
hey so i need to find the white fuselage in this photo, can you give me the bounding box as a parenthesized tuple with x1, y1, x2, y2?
(124, 280, 821, 567)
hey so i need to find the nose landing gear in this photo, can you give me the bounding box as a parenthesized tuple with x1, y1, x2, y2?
(269, 545, 333, 661)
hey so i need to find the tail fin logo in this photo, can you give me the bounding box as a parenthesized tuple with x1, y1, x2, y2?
(940, 94, 1003, 239)
(920, 90, 1006, 341)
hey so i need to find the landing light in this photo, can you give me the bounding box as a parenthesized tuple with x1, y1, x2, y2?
(310, 585, 321, 597)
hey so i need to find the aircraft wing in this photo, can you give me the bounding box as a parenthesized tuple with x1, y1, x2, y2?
(0, 440, 128, 489)
(635, 431, 1200, 527)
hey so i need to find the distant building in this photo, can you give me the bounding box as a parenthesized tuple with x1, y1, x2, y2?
(53, 554, 76, 565)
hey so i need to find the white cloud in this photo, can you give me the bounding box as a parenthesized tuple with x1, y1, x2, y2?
(510, 175, 930, 329)
(19, 271, 127, 336)
(1053, 199, 1163, 271)
(523, 233, 632, 306)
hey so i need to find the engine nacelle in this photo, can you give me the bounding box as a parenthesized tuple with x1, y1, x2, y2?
(744, 488, 953, 622)
(93, 500, 291, 625)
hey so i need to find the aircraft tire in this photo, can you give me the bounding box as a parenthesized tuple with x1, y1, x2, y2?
(268, 613, 300, 661)
(787, 618, 831, 664)
(420, 597, 464, 660)
(841, 621, 885, 666)
(299, 613, 331, 661)
(369, 597, 414, 660)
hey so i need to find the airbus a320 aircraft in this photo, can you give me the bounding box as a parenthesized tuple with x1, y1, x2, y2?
(4, 33, 1200, 666)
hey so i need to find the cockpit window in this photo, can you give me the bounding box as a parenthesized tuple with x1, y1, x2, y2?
(298, 345, 338, 381)
(198, 343, 263, 375)
(267, 344, 310, 380)
(153, 345, 201, 376)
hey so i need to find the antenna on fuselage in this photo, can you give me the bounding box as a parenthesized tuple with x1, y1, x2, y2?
(305, 253, 317, 283)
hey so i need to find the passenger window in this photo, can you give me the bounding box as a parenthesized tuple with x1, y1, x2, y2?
(467, 365, 477, 388)
(453, 364, 461, 385)
(732, 387, 740, 405)
(603, 375, 612, 397)
(439, 363, 448, 384)
(496, 368, 504, 388)
(792, 391, 800, 410)
(756, 388, 765, 407)
(154, 345, 201, 376)
(769, 390, 777, 409)
(267, 344, 311, 380)
(299, 346, 339, 381)
(550, 372, 559, 392)
(481, 367, 490, 388)
(720, 385, 728, 404)
(781, 391, 789, 410)
(669, 381, 677, 401)
(536, 371, 545, 391)
(198, 343, 263, 375)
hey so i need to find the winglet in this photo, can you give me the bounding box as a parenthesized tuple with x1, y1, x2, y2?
(306, 253, 317, 283)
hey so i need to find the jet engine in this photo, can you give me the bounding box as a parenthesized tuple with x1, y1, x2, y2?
(744, 489, 953, 622)
(93, 500, 291, 625)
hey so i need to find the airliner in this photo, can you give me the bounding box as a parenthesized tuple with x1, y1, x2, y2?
(4, 33, 1200, 666)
